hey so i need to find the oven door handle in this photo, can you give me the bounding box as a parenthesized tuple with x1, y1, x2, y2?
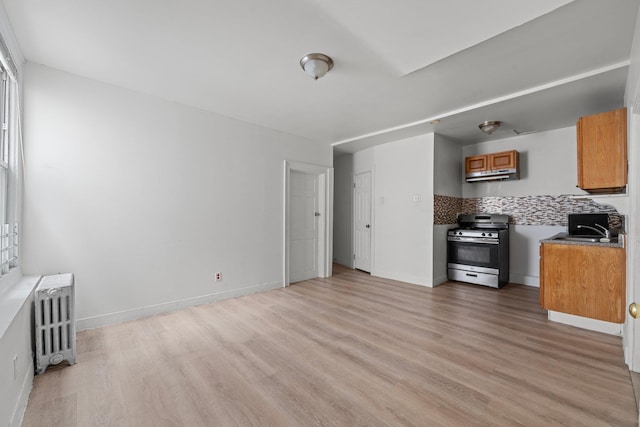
(447, 237, 499, 244)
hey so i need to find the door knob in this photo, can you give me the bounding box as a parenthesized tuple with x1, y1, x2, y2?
(314, 212, 321, 217)
(366, 224, 370, 228)
(630, 303, 639, 319)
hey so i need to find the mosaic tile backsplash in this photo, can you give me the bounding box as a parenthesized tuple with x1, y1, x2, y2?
(434, 194, 462, 225)
(434, 194, 623, 229)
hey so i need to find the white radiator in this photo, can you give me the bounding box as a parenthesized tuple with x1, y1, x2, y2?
(34, 273, 76, 375)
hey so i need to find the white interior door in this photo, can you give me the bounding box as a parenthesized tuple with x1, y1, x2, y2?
(354, 171, 372, 273)
(290, 170, 319, 283)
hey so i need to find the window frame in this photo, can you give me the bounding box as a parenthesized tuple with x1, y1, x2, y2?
(0, 47, 20, 276)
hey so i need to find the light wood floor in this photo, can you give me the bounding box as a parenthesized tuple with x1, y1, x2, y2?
(23, 266, 638, 426)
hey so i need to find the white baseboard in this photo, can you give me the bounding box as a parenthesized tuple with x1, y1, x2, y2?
(10, 360, 33, 427)
(548, 310, 622, 335)
(509, 273, 539, 287)
(372, 269, 433, 288)
(76, 281, 282, 330)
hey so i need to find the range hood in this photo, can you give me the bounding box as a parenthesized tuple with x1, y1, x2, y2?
(466, 168, 519, 182)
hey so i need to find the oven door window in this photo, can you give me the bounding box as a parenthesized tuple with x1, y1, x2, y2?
(448, 241, 499, 269)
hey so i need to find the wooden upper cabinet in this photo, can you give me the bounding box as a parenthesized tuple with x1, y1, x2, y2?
(577, 107, 627, 193)
(465, 150, 519, 175)
(489, 150, 518, 170)
(465, 155, 488, 174)
(539, 243, 626, 323)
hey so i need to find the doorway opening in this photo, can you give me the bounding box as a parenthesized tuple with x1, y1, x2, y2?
(283, 161, 333, 286)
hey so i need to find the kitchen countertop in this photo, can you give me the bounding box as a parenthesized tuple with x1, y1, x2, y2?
(540, 232, 625, 248)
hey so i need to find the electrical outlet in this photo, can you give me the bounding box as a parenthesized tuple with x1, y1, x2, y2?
(215, 272, 222, 281)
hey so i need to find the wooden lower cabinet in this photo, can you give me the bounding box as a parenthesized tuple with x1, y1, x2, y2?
(539, 243, 625, 323)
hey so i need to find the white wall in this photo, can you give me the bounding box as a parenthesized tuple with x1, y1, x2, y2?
(353, 134, 435, 286)
(462, 126, 578, 198)
(22, 64, 330, 328)
(433, 135, 462, 285)
(350, 127, 595, 288)
(353, 147, 374, 175)
(461, 127, 582, 286)
(0, 276, 38, 427)
(0, 4, 31, 425)
(434, 135, 462, 197)
(0, 302, 31, 425)
(432, 226, 448, 285)
(510, 225, 563, 286)
(627, 4, 640, 110)
(332, 152, 353, 267)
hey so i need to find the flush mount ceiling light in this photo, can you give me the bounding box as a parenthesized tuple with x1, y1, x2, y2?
(300, 53, 334, 80)
(479, 120, 502, 135)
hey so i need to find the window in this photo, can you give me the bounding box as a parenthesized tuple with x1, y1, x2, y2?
(0, 36, 19, 276)
(0, 68, 8, 225)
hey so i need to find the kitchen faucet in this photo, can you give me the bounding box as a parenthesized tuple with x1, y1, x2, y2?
(576, 224, 610, 238)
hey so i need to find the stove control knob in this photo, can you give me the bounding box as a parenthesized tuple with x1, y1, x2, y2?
(458, 232, 462, 236)
(481, 232, 486, 237)
(487, 233, 492, 237)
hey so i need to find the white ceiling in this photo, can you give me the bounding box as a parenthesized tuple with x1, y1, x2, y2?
(304, 0, 574, 75)
(2, 0, 638, 151)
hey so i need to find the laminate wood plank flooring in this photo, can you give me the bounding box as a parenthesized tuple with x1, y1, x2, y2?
(23, 266, 638, 426)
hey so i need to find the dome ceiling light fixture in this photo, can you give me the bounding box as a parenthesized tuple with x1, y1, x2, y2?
(300, 53, 334, 80)
(479, 120, 502, 135)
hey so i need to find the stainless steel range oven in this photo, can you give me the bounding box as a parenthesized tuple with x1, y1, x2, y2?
(447, 213, 510, 288)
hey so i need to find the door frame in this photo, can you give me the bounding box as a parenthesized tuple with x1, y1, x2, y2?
(625, 108, 640, 371)
(283, 160, 333, 287)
